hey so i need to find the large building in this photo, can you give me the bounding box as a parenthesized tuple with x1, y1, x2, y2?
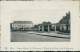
(11, 21, 33, 30)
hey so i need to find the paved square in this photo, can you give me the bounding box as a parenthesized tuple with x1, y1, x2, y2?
(11, 31, 70, 42)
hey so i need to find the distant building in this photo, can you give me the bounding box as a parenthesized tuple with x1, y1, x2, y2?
(11, 21, 33, 30)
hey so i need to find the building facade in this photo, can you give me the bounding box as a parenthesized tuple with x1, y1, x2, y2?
(11, 21, 33, 30)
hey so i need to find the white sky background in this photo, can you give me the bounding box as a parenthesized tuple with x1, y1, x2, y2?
(7, 1, 72, 25)
(11, 9, 70, 25)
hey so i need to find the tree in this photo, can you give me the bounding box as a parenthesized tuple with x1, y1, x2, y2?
(42, 21, 46, 25)
(46, 22, 51, 24)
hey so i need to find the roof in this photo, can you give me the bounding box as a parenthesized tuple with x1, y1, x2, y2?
(13, 21, 33, 24)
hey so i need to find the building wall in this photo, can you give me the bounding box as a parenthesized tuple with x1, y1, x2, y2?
(12, 23, 33, 30)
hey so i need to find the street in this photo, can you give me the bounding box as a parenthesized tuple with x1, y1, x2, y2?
(11, 31, 70, 42)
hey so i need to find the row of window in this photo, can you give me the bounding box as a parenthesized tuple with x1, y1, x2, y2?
(13, 26, 30, 27)
(12, 24, 33, 27)
(12, 26, 33, 27)
(14, 25, 33, 26)
(12, 27, 32, 29)
(12, 24, 32, 26)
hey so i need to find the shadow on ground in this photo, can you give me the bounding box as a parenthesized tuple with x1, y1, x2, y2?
(36, 34, 70, 39)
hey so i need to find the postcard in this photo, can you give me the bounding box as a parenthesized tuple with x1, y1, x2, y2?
(0, 1, 80, 51)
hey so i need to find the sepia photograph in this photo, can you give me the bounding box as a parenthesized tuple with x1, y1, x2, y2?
(1, 1, 79, 51)
(10, 9, 71, 42)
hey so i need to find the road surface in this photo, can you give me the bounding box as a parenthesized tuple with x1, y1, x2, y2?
(11, 31, 70, 42)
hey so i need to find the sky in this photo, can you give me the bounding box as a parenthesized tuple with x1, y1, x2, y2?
(10, 9, 70, 25)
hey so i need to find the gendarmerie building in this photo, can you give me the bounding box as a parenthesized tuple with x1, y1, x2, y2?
(11, 21, 33, 30)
